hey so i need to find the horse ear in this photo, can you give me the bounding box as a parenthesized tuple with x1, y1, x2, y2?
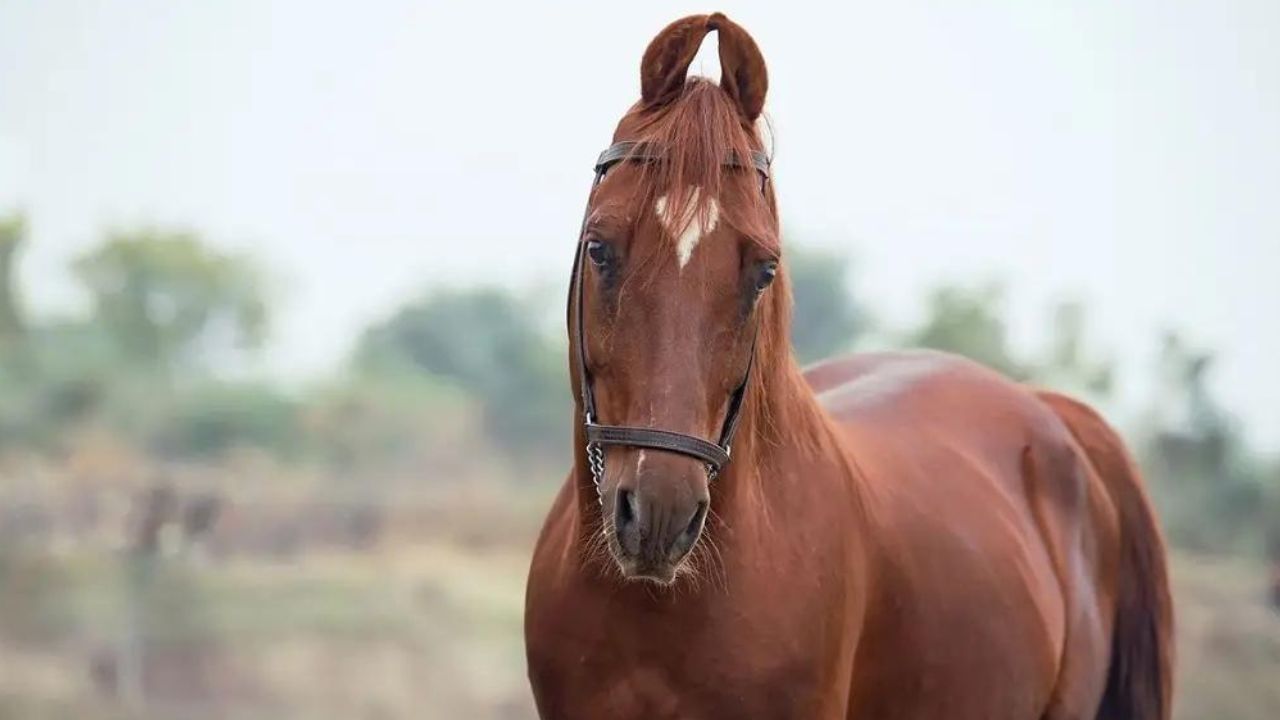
(708, 13, 768, 122)
(640, 14, 715, 109)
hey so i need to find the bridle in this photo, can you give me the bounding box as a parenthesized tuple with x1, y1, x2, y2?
(570, 140, 772, 503)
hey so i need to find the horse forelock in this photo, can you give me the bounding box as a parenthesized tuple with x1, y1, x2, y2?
(618, 78, 778, 257)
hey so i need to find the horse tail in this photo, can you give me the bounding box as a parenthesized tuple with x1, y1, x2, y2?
(1037, 391, 1174, 720)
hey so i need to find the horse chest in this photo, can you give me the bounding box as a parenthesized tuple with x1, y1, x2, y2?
(528, 603, 839, 720)
(537, 654, 831, 720)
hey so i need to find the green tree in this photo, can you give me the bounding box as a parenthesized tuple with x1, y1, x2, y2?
(146, 381, 301, 459)
(0, 321, 118, 450)
(1033, 299, 1114, 398)
(786, 246, 865, 363)
(0, 212, 26, 351)
(906, 281, 1027, 378)
(354, 287, 567, 457)
(72, 229, 267, 369)
(1141, 331, 1266, 552)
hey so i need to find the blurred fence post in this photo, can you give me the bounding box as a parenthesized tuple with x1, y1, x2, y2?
(120, 550, 155, 707)
(118, 484, 173, 708)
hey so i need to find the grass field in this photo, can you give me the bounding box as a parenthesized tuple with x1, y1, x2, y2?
(1, 522, 1278, 718)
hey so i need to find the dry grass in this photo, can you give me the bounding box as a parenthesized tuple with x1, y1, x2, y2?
(1, 512, 1277, 719)
(1169, 554, 1280, 719)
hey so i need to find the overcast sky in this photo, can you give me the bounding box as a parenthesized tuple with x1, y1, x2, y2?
(1, 1, 1277, 449)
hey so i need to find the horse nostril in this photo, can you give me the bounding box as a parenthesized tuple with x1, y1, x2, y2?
(685, 500, 708, 538)
(613, 488, 643, 556)
(615, 488, 637, 529)
(669, 500, 709, 560)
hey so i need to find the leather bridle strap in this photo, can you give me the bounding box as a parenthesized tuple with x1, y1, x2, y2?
(594, 140, 771, 178)
(585, 424, 730, 469)
(571, 140, 770, 496)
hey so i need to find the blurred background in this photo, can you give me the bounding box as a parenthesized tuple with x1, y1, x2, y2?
(1, 1, 1277, 718)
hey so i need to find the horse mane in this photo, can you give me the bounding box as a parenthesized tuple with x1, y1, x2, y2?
(617, 77, 834, 475)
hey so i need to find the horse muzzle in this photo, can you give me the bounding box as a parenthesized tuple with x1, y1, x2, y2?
(610, 485, 709, 583)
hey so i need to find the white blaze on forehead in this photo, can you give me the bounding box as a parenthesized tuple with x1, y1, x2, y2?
(654, 186, 720, 269)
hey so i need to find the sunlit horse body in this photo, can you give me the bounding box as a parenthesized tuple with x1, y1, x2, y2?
(525, 13, 1172, 720)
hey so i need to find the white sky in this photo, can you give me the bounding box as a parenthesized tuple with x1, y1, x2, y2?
(1, 1, 1277, 450)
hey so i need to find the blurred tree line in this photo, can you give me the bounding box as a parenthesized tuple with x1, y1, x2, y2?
(0, 212, 547, 478)
(0, 210, 1274, 556)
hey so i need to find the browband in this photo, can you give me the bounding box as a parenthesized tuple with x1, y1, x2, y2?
(594, 140, 771, 179)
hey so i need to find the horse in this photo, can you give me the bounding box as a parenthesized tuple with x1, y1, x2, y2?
(524, 13, 1173, 720)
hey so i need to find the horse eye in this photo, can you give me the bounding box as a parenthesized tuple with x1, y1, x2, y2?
(755, 261, 778, 292)
(586, 239, 612, 268)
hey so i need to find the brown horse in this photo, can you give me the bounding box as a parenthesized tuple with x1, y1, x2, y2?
(525, 13, 1173, 720)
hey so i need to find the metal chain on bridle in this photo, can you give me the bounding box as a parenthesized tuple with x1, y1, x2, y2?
(586, 437, 607, 505)
(570, 141, 770, 504)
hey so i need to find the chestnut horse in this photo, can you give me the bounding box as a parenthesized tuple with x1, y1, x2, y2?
(525, 13, 1172, 720)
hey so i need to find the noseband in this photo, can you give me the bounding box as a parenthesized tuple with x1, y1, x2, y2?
(570, 141, 771, 503)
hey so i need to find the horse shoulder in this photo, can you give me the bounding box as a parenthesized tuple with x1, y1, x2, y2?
(525, 477, 587, 710)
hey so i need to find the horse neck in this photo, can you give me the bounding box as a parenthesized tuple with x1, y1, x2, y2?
(714, 355, 836, 515)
